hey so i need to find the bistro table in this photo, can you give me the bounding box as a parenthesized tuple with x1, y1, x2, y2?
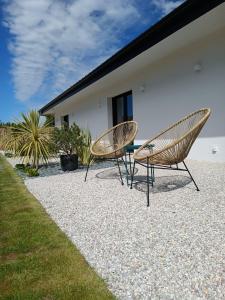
(124, 144, 155, 186)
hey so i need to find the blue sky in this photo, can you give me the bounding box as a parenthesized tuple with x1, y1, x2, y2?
(0, 0, 183, 122)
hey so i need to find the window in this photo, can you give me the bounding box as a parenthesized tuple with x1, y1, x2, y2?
(61, 115, 69, 129)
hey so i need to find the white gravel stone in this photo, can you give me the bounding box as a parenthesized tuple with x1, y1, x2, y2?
(6, 157, 225, 299)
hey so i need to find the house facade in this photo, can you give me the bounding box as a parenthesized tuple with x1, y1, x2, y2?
(40, 0, 225, 162)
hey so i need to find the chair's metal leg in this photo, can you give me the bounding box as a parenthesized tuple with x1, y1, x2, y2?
(84, 154, 93, 182)
(147, 158, 150, 207)
(150, 165, 154, 187)
(121, 156, 129, 186)
(183, 161, 200, 191)
(116, 158, 124, 186)
(130, 160, 136, 189)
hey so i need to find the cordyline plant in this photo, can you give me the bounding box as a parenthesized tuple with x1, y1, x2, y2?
(2, 110, 54, 169)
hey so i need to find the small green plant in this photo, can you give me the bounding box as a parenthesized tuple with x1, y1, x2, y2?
(15, 163, 26, 170)
(25, 167, 39, 177)
(4, 152, 13, 158)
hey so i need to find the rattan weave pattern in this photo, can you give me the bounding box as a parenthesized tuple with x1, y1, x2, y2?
(91, 121, 138, 158)
(133, 108, 211, 165)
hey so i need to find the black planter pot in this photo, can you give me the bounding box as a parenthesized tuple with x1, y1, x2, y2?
(60, 154, 78, 171)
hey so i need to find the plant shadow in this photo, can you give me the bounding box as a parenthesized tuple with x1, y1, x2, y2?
(38, 160, 117, 178)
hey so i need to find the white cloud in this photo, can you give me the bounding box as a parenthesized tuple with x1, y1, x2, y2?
(3, 0, 184, 105)
(152, 0, 184, 15)
(3, 0, 140, 102)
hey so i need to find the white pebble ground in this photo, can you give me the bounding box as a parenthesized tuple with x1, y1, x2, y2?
(9, 158, 225, 299)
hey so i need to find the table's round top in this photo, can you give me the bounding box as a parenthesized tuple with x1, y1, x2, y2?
(125, 144, 154, 151)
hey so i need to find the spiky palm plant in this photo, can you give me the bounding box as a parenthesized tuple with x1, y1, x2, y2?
(4, 110, 53, 169)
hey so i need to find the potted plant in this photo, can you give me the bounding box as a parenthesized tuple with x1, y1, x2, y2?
(52, 123, 82, 171)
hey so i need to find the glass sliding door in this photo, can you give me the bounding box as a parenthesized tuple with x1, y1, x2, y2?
(112, 91, 133, 126)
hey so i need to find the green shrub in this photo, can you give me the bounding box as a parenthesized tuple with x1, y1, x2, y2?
(52, 123, 83, 155)
(52, 122, 93, 166)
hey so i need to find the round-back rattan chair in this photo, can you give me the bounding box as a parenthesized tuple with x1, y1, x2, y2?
(131, 108, 211, 206)
(84, 121, 138, 184)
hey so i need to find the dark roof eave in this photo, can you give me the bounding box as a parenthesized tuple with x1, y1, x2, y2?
(39, 0, 224, 115)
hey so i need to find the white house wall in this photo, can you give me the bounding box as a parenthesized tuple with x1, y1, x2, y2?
(133, 28, 225, 162)
(54, 96, 109, 140)
(54, 27, 225, 162)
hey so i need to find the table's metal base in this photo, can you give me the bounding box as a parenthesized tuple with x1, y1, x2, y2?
(124, 144, 155, 187)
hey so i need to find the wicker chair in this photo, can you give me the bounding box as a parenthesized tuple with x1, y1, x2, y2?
(84, 121, 138, 184)
(131, 108, 211, 206)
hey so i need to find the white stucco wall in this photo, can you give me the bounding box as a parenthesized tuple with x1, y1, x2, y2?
(132, 28, 225, 162)
(54, 96, 109, 139)
(53, 27, 225, 162)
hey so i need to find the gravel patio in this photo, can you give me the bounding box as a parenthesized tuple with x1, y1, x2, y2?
(9, 158, 225, 299)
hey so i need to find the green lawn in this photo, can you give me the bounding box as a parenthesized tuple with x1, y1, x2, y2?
(0, 155, 115, 300)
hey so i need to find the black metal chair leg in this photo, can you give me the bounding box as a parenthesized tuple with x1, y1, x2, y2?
(150, 165, 154, 187)
(84, 154, 92, 182)
(116, 158, 124, 186)
(183, 161, 200, 191)
(121, 156, 129, 186)
(130, 160, 136, 189)
(152, 164, 155, 182)
(147, 158, 150, 207)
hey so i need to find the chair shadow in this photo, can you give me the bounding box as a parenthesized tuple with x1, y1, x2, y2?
(95, 165, 191, 194)
(96, 166, 138, 180)
(133, 175, 192, 194)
